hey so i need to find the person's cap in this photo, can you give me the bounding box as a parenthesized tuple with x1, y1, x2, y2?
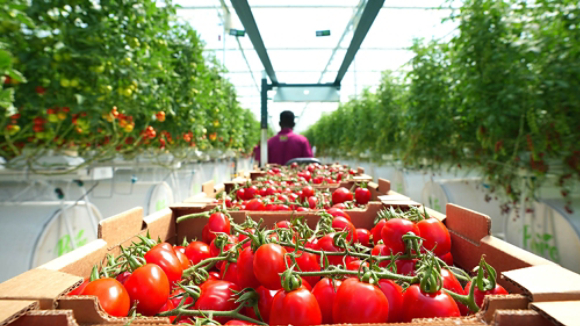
(280, 111, 295, 126)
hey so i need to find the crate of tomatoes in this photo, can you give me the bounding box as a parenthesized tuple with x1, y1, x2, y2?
(188, 176, 395, 216)
(2, 200, 580, 326)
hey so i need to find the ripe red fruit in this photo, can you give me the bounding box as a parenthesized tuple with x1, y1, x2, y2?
(331, 187, 353, 205)
(354, 187, 371, 204)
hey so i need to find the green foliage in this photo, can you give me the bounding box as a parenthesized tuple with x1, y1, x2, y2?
(0, 0, 260, 165)
(304, 0, 580, 205)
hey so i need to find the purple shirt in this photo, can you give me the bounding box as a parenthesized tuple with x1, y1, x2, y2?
(254, 128, 313, 165)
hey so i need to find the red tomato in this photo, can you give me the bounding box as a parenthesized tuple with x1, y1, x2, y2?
(174, 249, 191, 269)
(381, 218, 420, 254)
(275, 220, 292, 229)
(237, 188, 246, 201)
(440, 252, 454, 266)
(209, 235, 237, 258)
(307, 196, 318, 209)
(225, 320, 252, 325)
(208, 271, 220, 281)
(115, 271, 131, 285)
(325, 208, 351, 221)
(194, 281, 241, 323)
(185, 241, 211, 265)
(355, 228, 371, 247)
(68, 278, 89, 295)
(312, 278, 342, 324)
(245, 186, 259, 199)
(259, 187, 268, 197)
(82, 278, 130, 317)
(270, 287, 322, 326)
(417, 218, 451, 256)
(207, 212, 231, 243)
(464, 281, 509, 309)
(296, 206, 309, 212)
(401, 284, 460, 322)
(302, 186, 315, 199)
(395, 259, 418, 276)
(169, 288, 194, 308)
(265, 186, 277, 196)
(238, 228, 255, 249)
(290, 251, 321, 288)
(220, 262, 239, 284)
(144, 243, 183, 285)
(377, 279, 404, 322)
(312, 176, 324, 184)
(331, 202, 347, 209)
(237, 247, 261, 289)
(371, 219, 387, 244)
(441, 268, 468, 315)
(331, 187, 353, 205)
(331, 217, 357, 242)
(244, 286, 279, 322)
(173, 245, 186, 254)
(316, 233, 345, 266)
(354, 187, 371, 204)
(333, 278, 389, 323)
(124, 264, 170, 316)
(253, 244, 287, 290)
(159, 299, 176, 323)
(345, 259, 369, 272)
(246, 199, 265, 211)
(371, 244, 390, 267)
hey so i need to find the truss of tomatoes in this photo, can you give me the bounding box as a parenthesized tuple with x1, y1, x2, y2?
(259, 163, 360, 185)
(218, 184, 372, 212)
(68, 206, 508, 325)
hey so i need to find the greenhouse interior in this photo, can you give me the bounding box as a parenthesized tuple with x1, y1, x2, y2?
(0, 0, 579, 325)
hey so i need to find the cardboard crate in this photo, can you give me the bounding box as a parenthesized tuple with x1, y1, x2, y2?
(1, 200, 580, 325)
(186, 178, 395, 205)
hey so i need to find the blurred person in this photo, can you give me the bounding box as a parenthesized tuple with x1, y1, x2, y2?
(254, 111, 313, 165)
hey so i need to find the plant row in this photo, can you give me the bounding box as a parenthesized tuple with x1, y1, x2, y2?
(303, 0, 580, 209)
(0, 0, 261, 168)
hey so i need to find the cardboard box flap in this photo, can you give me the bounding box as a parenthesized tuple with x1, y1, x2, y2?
(98, 207, 144, 248)
(10, 310, 78, 326)
(378, 194, 410, 202)
(446, 204, 490, 243)
(479, 294, 529, 323)
(503, 265, 580, 302)
(531, 301, 580, 326)
(0, 269, 82, 309)
(58, 296, 170, 325)
(492, 310, 553, 326)
(0, 300, 38, 326)
(378, 178, 391, 193)
(202, 180, 215, 197)
(38, 239, 108, 278)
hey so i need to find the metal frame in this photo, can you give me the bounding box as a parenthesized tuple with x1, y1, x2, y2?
(230, 0, 278, 84)
(229, 0, 385, 165)
(334, 0, 385, 86)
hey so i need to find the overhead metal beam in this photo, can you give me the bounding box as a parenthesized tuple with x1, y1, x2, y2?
(204, 46, 407, 51)
(230, 0, 278, 84)
(180, 5, 456, 10)
(334, 0, 385, 86)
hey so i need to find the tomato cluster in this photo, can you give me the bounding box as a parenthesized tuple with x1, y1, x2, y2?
(214, 163, 372, 212)
(220, 184, 371, 212)
(70, 205, 507, 325)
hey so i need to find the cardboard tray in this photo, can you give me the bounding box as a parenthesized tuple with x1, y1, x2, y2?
(186, 178, 394, 205)
(2, 199, 580, 325)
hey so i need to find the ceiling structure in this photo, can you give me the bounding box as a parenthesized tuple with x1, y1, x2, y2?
(175, 0, 459, 133)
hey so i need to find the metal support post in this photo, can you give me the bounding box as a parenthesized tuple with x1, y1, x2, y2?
(260, 77, 268, 167)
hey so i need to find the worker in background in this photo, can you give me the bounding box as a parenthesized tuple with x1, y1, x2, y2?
(254, 110, 313, 165)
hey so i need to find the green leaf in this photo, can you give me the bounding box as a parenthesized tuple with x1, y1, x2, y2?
(7, 68, 26, 83)
(0, 50, 12, 70)
(75, 94, 85, 104)
(0, 88, 15, 108)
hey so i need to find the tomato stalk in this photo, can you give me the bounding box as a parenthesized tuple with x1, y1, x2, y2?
(157, 304, 267, 325)
(292, 265, 418, 283)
